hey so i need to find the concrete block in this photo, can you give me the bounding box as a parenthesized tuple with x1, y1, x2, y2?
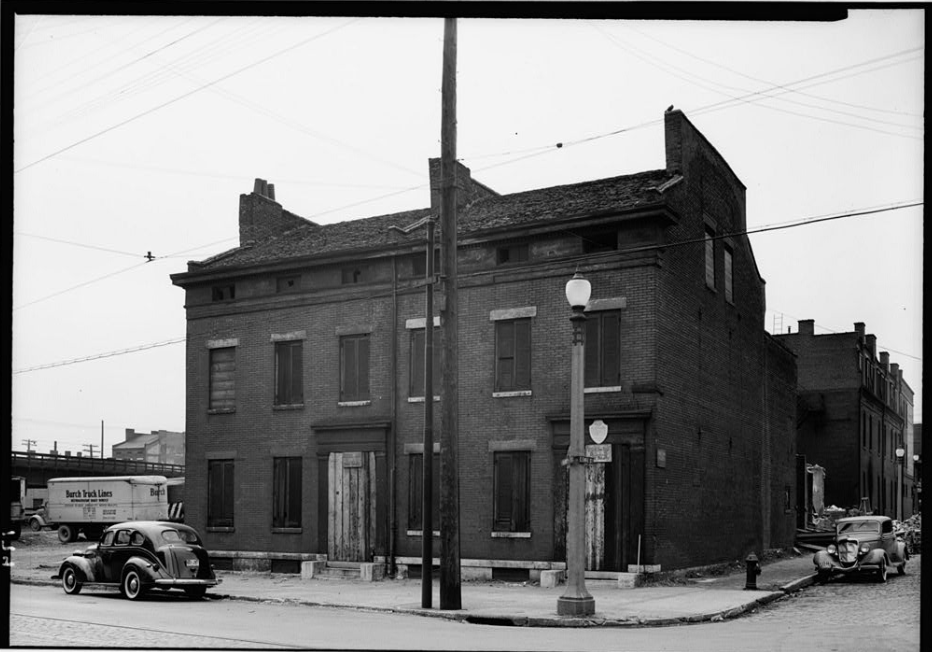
(540, 569, 565, 588)
(234, 558, 270, 573)
(300, 561, 326, 580)
(627, 564, 662, 574)
(616, 572, 644, 589)
(461, 566, 493, 581)
(360, 563, 386, 581)
(395, 564, 409, 580)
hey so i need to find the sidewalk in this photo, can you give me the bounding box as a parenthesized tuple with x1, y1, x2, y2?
(206, 552, 818, 627)
(14, 546, 818, 628)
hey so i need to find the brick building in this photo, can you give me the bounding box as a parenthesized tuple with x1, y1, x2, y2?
(111, 428, 185, 466)
(170, 109, 797, 575)
(775, 320, 915, 519)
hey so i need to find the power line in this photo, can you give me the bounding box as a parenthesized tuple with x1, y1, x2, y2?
(14, 18, 361, 174)
(14, 232, 146, 258)
(12, 338, 185, 374)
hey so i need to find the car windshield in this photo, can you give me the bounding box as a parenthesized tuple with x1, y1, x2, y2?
(160, 529, 199, 544)
(838, 521, 881, 535)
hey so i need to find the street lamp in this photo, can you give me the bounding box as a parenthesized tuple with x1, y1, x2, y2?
(557, 272, 595, 617)
(895, 446, 905, 521)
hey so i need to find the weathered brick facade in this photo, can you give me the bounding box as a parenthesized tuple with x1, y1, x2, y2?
(171, 110, 797, 572)
(775, 320, 915, 518)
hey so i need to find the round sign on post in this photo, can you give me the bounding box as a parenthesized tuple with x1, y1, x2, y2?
(588, 419, 608, 444)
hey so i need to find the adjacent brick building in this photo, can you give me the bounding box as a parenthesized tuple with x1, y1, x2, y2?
(111, 428, 186, 466)
(170, 109, 798, 575)
(775, 320, 915, 519)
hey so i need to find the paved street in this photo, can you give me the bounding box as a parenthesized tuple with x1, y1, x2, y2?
(10, 555, 921, 651)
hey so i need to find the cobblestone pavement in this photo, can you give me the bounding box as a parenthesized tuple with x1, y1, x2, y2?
(10, 614, 296, 649)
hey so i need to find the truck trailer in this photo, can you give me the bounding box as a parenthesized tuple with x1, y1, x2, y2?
(46, 476, 170, 543)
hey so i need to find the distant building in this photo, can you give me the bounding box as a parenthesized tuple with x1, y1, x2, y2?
(775, 321, 914, 518)
(171, 109, 798, 575)
(112, 429, 185, 466)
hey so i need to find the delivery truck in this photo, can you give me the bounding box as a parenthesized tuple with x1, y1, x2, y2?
(6, 476, 27, 540)
(46, 476, 170, 543)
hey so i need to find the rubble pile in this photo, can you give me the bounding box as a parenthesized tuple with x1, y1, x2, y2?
(895, 514, 922, 554)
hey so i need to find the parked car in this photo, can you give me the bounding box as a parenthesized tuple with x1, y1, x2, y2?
(813, 515, 908, 583)
(55, 521, 220, 600)
(27, 506, 50, 531)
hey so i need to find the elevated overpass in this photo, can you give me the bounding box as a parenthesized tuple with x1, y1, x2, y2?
(11, 451, 184, 487)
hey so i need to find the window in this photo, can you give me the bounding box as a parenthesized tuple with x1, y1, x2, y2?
(495, 319, 531, 392)
(582, 230, 618, 253)
(409, 328, 441, 398)
(274, 341, 303, 405)
(115, 530, 131, 545)
(411, 250, 440, 278)
(724, 245, 734, 303)
(209, 347, 236, 412)
(276, 275, 300, 293)
(341, 266, 365, 284)
(208, 459, 235, 528)
(407, 453, 440, 531)
(212, 284, 235, 301)
(340, 334, 370, 402)
(704, 227, 715, 289)
(584, 311, 621, 387)
(496, 243, 529, 265)
(493, 451, 530, 532)
(101, 531, 114, 546)
(272, 457, 302, 529)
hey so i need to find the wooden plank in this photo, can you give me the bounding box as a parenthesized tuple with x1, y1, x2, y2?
(585, 462, 605, 571)
(368, 452, 377, 559)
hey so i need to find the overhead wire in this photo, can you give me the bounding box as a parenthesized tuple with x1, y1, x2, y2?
(14, 17, 363, 174)
(12, 198, 922, 373)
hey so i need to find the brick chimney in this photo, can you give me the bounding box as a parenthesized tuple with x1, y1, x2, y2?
(798, 319, 815, 336)
(866, 334, 877, 357)
(880, 352, 890, 372)
(239, 178, 314, 246)
(854, 322, 866, 338)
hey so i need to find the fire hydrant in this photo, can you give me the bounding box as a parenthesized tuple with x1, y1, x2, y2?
(744, 553, 762, 590)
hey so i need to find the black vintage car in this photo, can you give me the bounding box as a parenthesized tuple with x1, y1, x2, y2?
(55, 521, 220, 600)
(813, 515, 909, 583)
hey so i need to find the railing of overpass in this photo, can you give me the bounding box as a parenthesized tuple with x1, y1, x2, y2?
(11, 451, 184, 478)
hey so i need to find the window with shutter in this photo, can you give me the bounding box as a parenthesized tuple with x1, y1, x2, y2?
(705, 227, 715, 289)
(493, 451, 530, 532)
(409, 328, 441, 398)
(724, 244, 734, 303)
(407, 453, 440, 531)
(209, 347, 236, 411)
(584, 310, 621, 388)
(340, 334, 370, 402)
(207, 459, 234, 528)
(272, 457, 302, 529)
(495, 319, 532, 391)
(274, 341, 303, 405)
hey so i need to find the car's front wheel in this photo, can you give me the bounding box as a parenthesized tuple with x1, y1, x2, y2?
(122, 569, 146, 600)
(61, 566, 83, 595)
(29, 518, 42, 531)
(876, 558, 887, 583)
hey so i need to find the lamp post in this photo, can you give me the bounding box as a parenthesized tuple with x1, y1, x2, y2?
(557, 272, 595, 617)
(895, 446, 905, 521)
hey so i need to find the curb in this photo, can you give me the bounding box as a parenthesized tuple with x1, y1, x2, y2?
(13, 574, 817, 628)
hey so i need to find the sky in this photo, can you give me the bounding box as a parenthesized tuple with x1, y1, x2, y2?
(10, 8, 924, 459)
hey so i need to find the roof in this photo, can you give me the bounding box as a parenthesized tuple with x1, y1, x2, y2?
(48, 475, 169, 484)
(189, 168, 675, 273)
(112, 433, 160, 450)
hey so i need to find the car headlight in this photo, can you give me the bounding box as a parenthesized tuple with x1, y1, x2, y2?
(859, 544, 871, 555)
(827, 544, 836, 555)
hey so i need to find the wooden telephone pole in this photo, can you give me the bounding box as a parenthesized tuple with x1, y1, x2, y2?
(438, 16, 461, 611)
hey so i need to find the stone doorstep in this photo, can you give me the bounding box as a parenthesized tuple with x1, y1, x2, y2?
(540, 570, 646, 589)
(301, 561, 385, 582)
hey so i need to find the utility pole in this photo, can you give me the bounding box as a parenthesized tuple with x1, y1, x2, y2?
(438, 16, 461, 611)
(101, 420, 105, 459)
(21, 439, 36, 453)
(83, 443, 97, 458)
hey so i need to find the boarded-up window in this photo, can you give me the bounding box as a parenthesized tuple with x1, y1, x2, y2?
(274, 341, 303, 405)
(407, 453, 440, 530)
(704, 227, 715, 289)
(272, 457, 302, 528)
(493, 451, 530, 532)
(585, 310, 621, 387)
(340, 334, 370, 401)
(724, 245, 734, 303)
(409, 328, 441, 398)
(496, 243, 529, 265)
(209, 347, 236, 411)
(207, 459, 235, 528)
(495, 319, 531, 391)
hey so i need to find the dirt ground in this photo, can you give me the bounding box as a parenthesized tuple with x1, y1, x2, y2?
(9, 529, 88, 583)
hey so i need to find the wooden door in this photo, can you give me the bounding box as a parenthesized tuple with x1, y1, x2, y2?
(328, 451, 377, 561)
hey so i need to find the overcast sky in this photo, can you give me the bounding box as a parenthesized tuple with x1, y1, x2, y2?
(11, 8, 924, 458)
